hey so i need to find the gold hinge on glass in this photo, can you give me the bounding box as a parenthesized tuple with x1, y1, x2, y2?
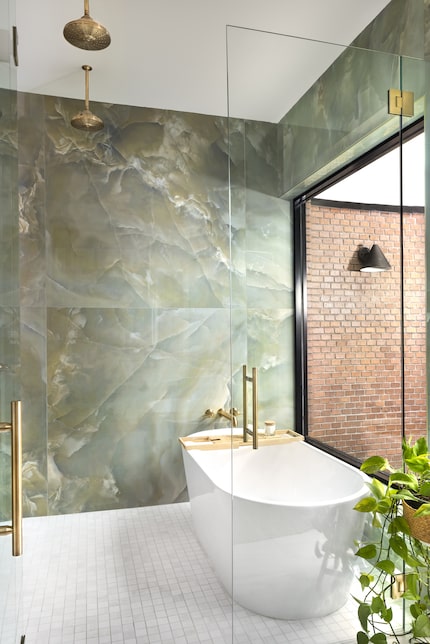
(388, 88, 414, 117)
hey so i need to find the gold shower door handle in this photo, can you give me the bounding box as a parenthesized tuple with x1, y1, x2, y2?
(242, 366, 258, 449)
(0, 401, 22, 556)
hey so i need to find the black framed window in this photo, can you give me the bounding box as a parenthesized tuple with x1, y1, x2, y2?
(293, 117, 425, 468)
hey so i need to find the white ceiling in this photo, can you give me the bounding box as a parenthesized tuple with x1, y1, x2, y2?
(319, 133, 425, 207)
(13, 0, 391, 122)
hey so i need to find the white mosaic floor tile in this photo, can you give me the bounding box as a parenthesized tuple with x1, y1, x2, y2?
(0, 503, 363, 643)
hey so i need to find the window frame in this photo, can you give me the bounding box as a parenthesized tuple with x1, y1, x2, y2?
(293, 116, 424, 467)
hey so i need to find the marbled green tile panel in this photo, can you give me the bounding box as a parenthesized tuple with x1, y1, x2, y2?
(280, 0, 430, 197)
(281, 44, 402, 197)
(245, 190, 293, 309)
(18, 93, 47, 308)
(17, 92, 291, 515)
(0, 306, 20, 521)
(353, 0, 425, 59)
(230, 308, 295, 430)
(247, 308, 295, 428)
(44, 99, 232, 310)
(19, 161, 46, 308)
(0, 89, 19, 308)
(46, 307, 235, 513)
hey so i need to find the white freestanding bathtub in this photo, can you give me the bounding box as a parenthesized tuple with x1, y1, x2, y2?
(181, 430, 368, 620)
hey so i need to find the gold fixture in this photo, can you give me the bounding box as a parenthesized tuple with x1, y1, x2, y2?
(388, 88, 414, 117)
(204, 408, 239, 427)
(242, 365, 258, 449)
(63, 0, 111, 51)
(71, 65, 104, 131)
(0, 401, 22, 556)
(390, 573, 406, 599)
(217, 408, 238, 428)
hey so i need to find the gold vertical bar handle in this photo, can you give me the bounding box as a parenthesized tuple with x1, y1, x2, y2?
(242, 365, 248, 442)
(12, 400, 22, 556)
(252, 368, 258, 450)
(242, 366, 258, 449)
(0, 401, 22, 556)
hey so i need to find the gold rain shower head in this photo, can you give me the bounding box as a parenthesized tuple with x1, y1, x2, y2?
(71, 65, 104, 131)
(63, 0, 111, 51)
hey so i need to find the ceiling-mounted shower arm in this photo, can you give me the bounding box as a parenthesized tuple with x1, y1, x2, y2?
(70, 65, 104, 131)
(83, 64, 91, 111)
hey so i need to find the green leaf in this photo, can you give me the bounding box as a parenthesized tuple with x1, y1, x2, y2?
(389, 472, 419, 490)
(403, 440, 414, 460)
(410, 601, 424, 619)
(369, 477, 387, 500)
(375, 559, 395, 575)
(361, 456, 390, 474)
(413, 613, 430, 638)
(388, 515, 410, 535)
(409, 601, 423, 619)
(418, 480, 430, 497)
(357, 632, 369, 644)
(389, 534, 422, 567)
(359, 573, 374, 590)
(354, 497, 378, 513)
(380, 606, 392, 623)
(405, 572, 419, 599)
(392, 489, 417, 502)
(371, 596, 385, 614)
(372, 514, 382, 528)
(355, 544, 377, 561)
(370, 634, 387, 644)
(412, 436, 428, 456)
(358, 603, 372, 632)
(412, 502, 430, 518)
(375, 498, 392, 514)
(405, 454, 430, 475)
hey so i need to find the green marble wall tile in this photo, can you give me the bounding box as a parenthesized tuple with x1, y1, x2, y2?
(279, 1, 430, 198)
(20, 306, 48, 517)
(0, 89, 18, 308)
(46, 307, 233, 513)
(353, 0, 425, 58)
(245, 190, 293, 309)
(16, 89, 294, 515)
(44, 100, 232, 310)
(281, 44, 403, 197)
(247, 308, 295, 429)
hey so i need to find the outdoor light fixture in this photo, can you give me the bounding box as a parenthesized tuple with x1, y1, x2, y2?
(358, 244, 391, 272)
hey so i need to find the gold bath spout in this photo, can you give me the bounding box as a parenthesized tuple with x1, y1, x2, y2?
(217, 408, 238, 428)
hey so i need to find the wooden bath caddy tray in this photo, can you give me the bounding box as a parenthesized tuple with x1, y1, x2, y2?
(179, 429, 303, 450)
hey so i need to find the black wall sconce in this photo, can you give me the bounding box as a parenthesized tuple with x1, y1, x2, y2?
(358, 244, 391, 272)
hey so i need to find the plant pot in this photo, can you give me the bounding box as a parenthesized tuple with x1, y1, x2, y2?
(403, 500, 430, 543)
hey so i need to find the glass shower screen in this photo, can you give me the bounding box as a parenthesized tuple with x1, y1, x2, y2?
(226, 24, 425, 640)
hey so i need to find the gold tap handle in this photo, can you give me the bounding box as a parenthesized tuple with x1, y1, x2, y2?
(0, 401, 22, 556)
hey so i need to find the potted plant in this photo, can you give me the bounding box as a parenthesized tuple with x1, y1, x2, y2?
(353, 436, 430, 644)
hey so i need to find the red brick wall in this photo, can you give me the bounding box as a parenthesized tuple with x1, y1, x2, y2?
(306, 201, 426, 466)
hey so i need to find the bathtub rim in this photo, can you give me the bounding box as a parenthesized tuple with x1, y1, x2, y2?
(181, 428, 370, 508)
